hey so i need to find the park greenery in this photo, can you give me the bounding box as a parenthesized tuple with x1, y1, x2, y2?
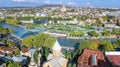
(22, 33, 56, 48)
(116, 39, 120, 49)
(116, 22, 120, 26)
(34, 50, 39, 63)
(102, 30, 111, 36)
(6, 41, 16, 46)
(0, 18, 5, 22)
(8, 62, 21, 67)
(0, 26, 14, 35)
(6, 19, 19, 25)
(111, 28, 120, 35)
(69, 31, 84, 37)
(77, 39, 116, 54)
(0, 38, 16, 47)
(26, 24, 35, 29)
(88, 30, 100, 37)
(14, 48, 20, 55)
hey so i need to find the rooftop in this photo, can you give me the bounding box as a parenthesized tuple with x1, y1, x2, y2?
(77, 49, 110, 67)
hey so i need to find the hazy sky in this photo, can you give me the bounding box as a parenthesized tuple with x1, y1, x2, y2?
(0, 0, 120, 8)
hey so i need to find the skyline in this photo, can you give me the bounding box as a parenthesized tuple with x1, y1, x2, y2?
(0, 0, 120, 8)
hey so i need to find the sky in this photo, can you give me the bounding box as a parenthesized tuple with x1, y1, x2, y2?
(0, 0, 120, 8)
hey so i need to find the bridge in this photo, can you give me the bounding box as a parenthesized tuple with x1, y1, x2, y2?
(19, 29, 40, 37)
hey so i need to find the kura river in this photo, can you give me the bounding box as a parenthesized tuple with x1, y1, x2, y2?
(0, 23, 117, 48)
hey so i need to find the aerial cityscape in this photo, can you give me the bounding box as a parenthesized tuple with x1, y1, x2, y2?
(0, 0, 120, 67)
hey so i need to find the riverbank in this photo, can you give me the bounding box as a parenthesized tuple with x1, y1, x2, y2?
(67, 35, 117, 39)
(10, 34, 23, 40)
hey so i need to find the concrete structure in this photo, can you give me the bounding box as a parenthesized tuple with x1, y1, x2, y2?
(44, 31, 67, 37)
(43, 40, 68, 67)
(20, 20, 34, 24)
(57, 20, 78, 25)
(29, 48, 37, 67)
(105, 51, 120, 55)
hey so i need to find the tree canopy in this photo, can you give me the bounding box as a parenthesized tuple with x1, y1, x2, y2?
(22, 33, 56, 48)
(8, 62, 21, 67)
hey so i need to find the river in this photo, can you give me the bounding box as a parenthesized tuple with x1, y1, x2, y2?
(0, 23, 117, 48)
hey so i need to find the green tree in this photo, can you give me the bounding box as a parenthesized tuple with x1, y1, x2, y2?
(73, 63, 76, 67)
(6, 19, 19, 25)
(102, 30, 111, 36)
(44, 37, 56, 48)
(112, 28, 119, 35)
(2, 28, 9, 35)
(8, 29, 14, 34)
(88, 30, 100, 37)
(68, 63, 72, 67)
(89, 39, 99, 50)
(100, 40, 114, 51)
(14, 48, 20, 55)
(8, 62, 21, 67)
(26, 24, 34, 29)
(69, 31, 84, 37)
(22, 36, 34, 47)
(22, 33, 56, 48)
(6, 41, 16, 46)
(34, 50, 39, 63)
(116, 22, 120, 26)
(116, 39, 120, 49)
(78, 40, 89, 53)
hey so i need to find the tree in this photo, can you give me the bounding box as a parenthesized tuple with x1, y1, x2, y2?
(22, 36, 34, 47)
(2, 28, 9, 35)
(100, 40, 114, 51)
(73, 63, 76, 67)
(88, 30, 100, 37)
(8, 28, 14, 34)
(14, 48, 20, 55)
(116, 39, 120, 49)
(8, 62, 21, 67)
(44, 37, 56, 48)
(68, 63, 72, 67)
(34, 50, 39, 63)
(112, 28, 119, 35)
(22, 33, 56, 48)
(6, 41, 16, 46)
(102, 30, 111, 36)
(89, 39, 99, 50)
(6, 19, 19, 25)
(26, 24, 34, 29)
(78, 40, 89, 53)
(69, 31, 84, 37)
(116, 22, 120, 26)
(0, 18, 5, 23)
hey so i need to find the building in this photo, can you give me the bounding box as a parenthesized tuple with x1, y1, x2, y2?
(0, 46, 17, 56)
(0, 62, 6, 67)
(20, 20, 34, 24)
(105, 51, 120, 67)
(57, 20, 78, 25)
(43, 40, 68, 67)
(77, 49, 110, 67)
(104, 24, 120, 28)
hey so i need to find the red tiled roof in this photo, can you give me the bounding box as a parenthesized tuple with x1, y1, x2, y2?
(21, 47, 29, 53)
(82, 49, 105, 60)
(107, 55, 120, 66)
(77, 49, 110, 67)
